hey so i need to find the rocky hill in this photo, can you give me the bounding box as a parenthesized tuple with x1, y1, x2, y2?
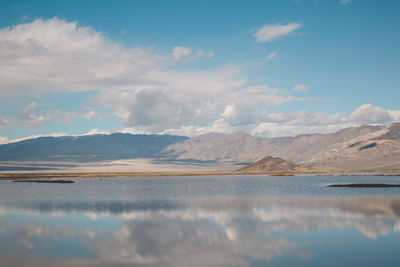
(238, 156, 300, 173)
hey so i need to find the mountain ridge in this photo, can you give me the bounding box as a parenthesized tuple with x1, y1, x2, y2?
(308, 123, 400, 170)
(164, 124, 384, 163)
(0, 123, 398, 171)
(0, 133, 188, 162)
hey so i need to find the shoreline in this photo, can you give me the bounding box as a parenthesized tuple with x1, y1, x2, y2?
(1, 170, 400, 179)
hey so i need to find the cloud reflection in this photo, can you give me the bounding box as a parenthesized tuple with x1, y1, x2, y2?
(1, 197, 400, 266)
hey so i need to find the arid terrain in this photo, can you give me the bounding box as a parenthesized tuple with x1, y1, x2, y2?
(0, 123, 399, 174)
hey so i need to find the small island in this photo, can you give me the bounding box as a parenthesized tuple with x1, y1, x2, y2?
(13, 179, 75, 184)
(327, 183, 400, 188)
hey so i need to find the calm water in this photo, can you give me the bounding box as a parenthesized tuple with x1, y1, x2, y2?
(1, 175, 400, 266)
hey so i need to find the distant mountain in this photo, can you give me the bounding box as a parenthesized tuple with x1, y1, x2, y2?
(0, 133, 188, 161)
(165, 125, 383, 163)
(1, 123, 399, 171)
(238, 156, 300, 173)
(308, 123, 400, 170)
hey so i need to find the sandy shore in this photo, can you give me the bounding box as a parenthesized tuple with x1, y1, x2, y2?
(1, 170, 399, 180)
(0, 159, 399, 179)
(0, 158, 240, 173)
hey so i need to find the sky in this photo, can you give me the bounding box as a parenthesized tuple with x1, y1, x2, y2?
(0, 0, 399, 143)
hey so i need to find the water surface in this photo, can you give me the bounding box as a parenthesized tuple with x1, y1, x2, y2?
(1, 175, 400, 266)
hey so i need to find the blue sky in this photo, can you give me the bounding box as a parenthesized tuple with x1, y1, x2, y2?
(0, 0, 399, 142)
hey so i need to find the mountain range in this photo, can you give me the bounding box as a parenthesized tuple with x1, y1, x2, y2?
(0, 134, 187, 161)
(0, 123, 399, 171)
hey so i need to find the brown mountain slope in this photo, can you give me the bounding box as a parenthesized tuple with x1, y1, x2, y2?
(164, 125, 383, 163)
(308, 123, 400, 171)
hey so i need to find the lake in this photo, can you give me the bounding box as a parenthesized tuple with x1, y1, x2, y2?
(1, 175, 400, 266)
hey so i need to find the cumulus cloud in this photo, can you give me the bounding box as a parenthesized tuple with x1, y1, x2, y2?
(250, 104, 400, 137)
(349, 104, 393, 124)
(171, 46, 213, 63)
(388, 110, 400, 121)
(253, 22, 302, 43)
(84, 110, 96, 120)
(18, 102, 53, 127)
(265, 51, 278, 61)
(221, 85, 299, 126)
(0, 18, 215, 95)
(3, 18, 296, 133)
(2, 18, 398, 140)
(94, 65, 244, 130)
(251, 111, 347, 137)
(95, 78, 307, 132)
(0, 18, 166, 94)
(17, 102, 95, 127)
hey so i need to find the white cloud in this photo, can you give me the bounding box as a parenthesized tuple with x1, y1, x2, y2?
(251, 111, 348, 137)
(171, 46, 213, 63)
(94, 65, 249, 131)
(349, 104, 393, 124)
(3, 18, 397, 141)
(292, 84, 309, 92)
(253, 22, 302, 43)
(18, 102, 53, 127)
(0, 18, 166, 95)
(1, 132, 68, 144)
(18, 102, 95, 127)
(0, 18, 316, 136)
(250, 104, 400, 137)
(160, 119, 233, 137)
(388, 110, 400, 121)
(0, 118, 8, 127)
(221, 85, 299, 126)
(172, 46, 192, 62)
(118, 127, 151, 135)
(265, 51, 278, 61)
(82, 127, 151, 136)
(84, 128, 110, 135)
(84, 110, 97, 120)
(8, 101, 400, 141)
(340, 0, 352, 5)
(0, 136, 9, 144)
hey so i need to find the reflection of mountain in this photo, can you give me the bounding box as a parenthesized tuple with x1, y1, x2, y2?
(1, 197, 400, 266)
(3, 197, 400, 239)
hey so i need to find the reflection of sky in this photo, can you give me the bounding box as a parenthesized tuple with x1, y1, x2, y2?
(1, 196, 400, 267)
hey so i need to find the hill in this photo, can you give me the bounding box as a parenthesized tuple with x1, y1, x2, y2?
(238, 156, 300, 173)
(0, 133, 188, 161)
